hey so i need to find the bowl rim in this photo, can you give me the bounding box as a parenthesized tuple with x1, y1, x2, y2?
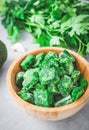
(7, 47, 89, 112)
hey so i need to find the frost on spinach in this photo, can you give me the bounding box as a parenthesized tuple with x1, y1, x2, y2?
(48, 83, 59, 94)
(59, 50, 75, 75)
(21, 54, 36, 70)
(15, 50, 88, 107)
(41, 51, 59, 68)
(39, 67, 56, 85)
(58, 67, 66, 77)
(71, 70, 80, 84)
(79, 76, 88, 89)
(54, 95, 72, 107)
(34, 52, 45, 67)
(18, 92, 33, 103)
(21, 68, 39, 93)
(71, 87, 85, 101)
(16, 71, 24, 88)
(34, 89, 52, 107)
(57, 75, 73, 97)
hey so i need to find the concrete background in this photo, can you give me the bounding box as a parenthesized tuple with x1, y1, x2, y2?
(0, 20, 89, 130)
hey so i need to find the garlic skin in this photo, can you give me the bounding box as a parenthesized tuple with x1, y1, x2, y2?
(12, 43, 25, 53)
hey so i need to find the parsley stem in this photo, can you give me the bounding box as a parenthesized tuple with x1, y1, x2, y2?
(25, 21, 41, 28)
(74, 35, 85, 54)
(75, 35, 87, 47)
(78, 42, 81, 54)
(46, 31, 53, 38)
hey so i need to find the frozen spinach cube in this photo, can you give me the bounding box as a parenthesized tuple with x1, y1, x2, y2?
(71, 70, 80, 83)
(45, 51, 58, 60)
(41, 51, 59, 68)
(59, 50, 75, 62)
(34, 89, 52, 107)
(34, 52, 45, 67)
(48, 83, 59, 94)
(57, 84, 69, 97)
(15, 71, 24, 88)
(58, 75, 73, 97)
(39, 67, 56, 85)
(63, 50, 75, 62)
(54, 95, 72, 107)
(60, 75, 73, 90)
(21, 54, 36, 70)
(59, 57, 74, 75)
(53, 94, 62, 104)
(67, 62, 74, 75)
(18, 92, 33, 103)
(36, 83, 46, 90)
(71, 86, 84, 101)
(79, 76, 88, 89)
(59, 50, 75, 75)
(53, 74, 60, 85)
(22, 68, 39, 91)
(58, 67, 66, 77)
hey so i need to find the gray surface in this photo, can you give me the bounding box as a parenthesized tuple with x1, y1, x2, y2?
(0, 22, 89, 130)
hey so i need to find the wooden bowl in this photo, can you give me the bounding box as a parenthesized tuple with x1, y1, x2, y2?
(7, 47, 89, 121)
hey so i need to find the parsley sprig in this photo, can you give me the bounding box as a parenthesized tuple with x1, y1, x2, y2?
(0, 0, 89, 56)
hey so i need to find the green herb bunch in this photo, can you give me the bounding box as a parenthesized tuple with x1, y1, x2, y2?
(0, 0, 89, 56)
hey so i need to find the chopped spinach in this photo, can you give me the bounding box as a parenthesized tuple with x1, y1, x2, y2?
(34, 89, 52, 107)
(15, 71, 24, 88)
(58, 75, 73, 97)
(71, 86, 85, 101)
(15, 50, 88, 107)
(21, 54, 36, 70)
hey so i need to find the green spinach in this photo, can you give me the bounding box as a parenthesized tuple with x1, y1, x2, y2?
(16, 50, 88, 107)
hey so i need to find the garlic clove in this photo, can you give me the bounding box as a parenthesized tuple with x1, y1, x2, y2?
(12, 43, 25, 53)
